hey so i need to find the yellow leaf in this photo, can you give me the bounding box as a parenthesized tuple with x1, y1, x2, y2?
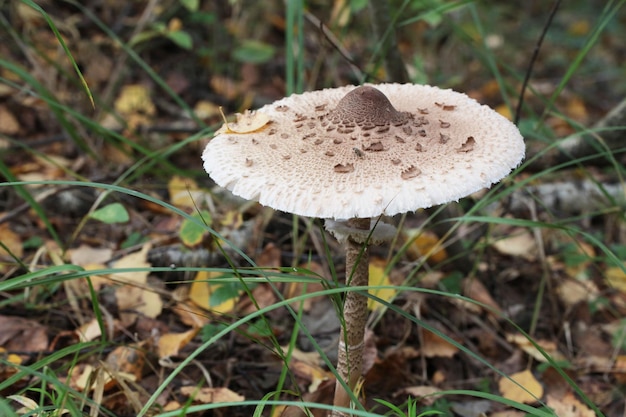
(498, 369, 543, 404)
(190, 270, 239, 314)
(168, 17, 183, 32)
(220, 210, 243, 228)
(217, 109, 270, 134)
(568, 20, 590, 36)
(495, 104, 512, 120)
(168, 175, 202, 209)
(405, 229, 448, 263)
(110, 244, 151, 284)
(7, 353, 22, 365)
(606, 264, 626, 293)
(0, 346, 22, 378)
(140, 290, 164, 318)
(565, 95, 588, 121)
(114, 84, 156, 116)
(158, 328, 199, 358)
(368, 257, 396, 311)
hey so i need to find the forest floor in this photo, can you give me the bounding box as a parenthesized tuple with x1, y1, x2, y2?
(1, 1, 626, 416)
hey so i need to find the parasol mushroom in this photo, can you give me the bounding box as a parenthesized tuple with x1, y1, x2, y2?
(202, 84, 525, 416)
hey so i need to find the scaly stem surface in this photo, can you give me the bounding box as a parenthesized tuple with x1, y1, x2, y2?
(332, 217, 370, 416)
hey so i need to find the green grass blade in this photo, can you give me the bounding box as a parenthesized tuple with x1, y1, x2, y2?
(19, 0, 94, 108)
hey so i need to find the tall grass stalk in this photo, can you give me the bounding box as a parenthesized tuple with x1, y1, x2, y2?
(285, 0, 305, 95)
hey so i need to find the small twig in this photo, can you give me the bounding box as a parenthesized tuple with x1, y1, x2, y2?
(514, 0, 562, 125)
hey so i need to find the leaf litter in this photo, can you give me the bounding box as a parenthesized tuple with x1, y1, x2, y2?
(0, 1, 625, 416)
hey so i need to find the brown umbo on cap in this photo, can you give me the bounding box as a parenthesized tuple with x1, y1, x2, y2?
(203, 84, 525, 219)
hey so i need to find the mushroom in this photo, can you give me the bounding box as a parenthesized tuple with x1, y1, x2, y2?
(202, 84, 524, 415)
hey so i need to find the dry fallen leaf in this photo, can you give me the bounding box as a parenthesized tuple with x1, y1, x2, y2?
(450, 400, 492, 417)
(291, 359, 332, 393)
(278, 379, 335, 417)
(180, 386, 244, 403)
(0, 104, 20, 135)
(556, 278, 598, 307)
(105, 344, 146, 381)
(109, 244, 163, 325)
(506, 333, 566, 362)
(83, 263, 113, 291)
(420, 328, 459, 358)
(0, 223, 23, 262)
(368, 256, 397, 311)
(498, 369, 544, 404)
(7, 394, 63, 416)
(280, 347, 331, 392)
(461, 277, 502, 315)
(0, 347, 22, 380)
(255, 242, 282, 268)
(606, 263, 626, 293)
(547, 392, 594, 417)
(70, 363, 137, 392)
(69, 245, 113, 266)
(575, 354, 626, 374)
(158, 328, 199, 359)
(114, 84, 156, 129)
(168, 175, 205, 210)
(492, 228, 537, 260)
(114, 84, 155, 116)
(210, 75, 243, 101)
(76, 318, 106, 342)
(281, 346, 322, 366)
(0, 315, 49, 354)
(404, 229, 448, 263)
(563, 241, 595, 279)
(172, 301, 211, 328)
(217, 109, 270, 134)
(394, 385, 442, 405)
(194, 100, 221, 119)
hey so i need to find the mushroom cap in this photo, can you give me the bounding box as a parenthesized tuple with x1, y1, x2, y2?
(203, 83, 525, 219)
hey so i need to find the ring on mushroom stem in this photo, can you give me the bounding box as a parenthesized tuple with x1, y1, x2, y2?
(202, 83, 525, 415)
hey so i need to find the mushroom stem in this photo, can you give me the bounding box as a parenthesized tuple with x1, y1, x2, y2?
(332, 217, 370, 416)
